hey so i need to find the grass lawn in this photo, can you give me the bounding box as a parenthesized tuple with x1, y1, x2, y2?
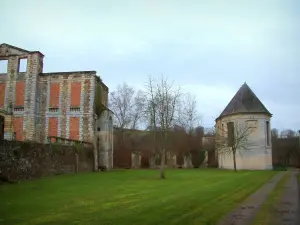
(0, 169, 277, 225)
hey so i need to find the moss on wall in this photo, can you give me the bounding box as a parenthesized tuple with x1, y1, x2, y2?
(95, 81, 106, 116)
(0, 140, 94, 182)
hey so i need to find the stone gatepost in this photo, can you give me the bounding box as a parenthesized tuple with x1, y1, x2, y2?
(183, 153, 193, 168)
(131, 152, 141, 169)
(200, 151, 208, 168)
(149, 155, 158, 168)
(166, 153, 177, 168)
(98, 110, 113, 170)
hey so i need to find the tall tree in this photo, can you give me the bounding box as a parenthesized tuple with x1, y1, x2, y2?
(144, 76, 160, 164)
(178, 93, 200, 134)
(177, 93, 201, 166)
(280, 129, 296, 138)
(144, 76, 181, 179)
(271, 128, 279, 139)
(130, 90, 147, 130)
(109, 83, 135, 145)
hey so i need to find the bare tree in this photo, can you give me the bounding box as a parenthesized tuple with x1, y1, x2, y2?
(109, 83, 135, 145)
(130, 90, 147, 130)
(280, 129, 296, 138)
(177, 93, 201, 167)
(215, 120, 255, 172)
(144, 76, 159, 163)
(297, 131, 300, 166)
(271, 128, 279, 139)
(144, 76, 181, 179)
(178, 93, 201, 134)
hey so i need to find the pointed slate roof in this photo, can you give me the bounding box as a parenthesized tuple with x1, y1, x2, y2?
(216, 83, 272, 120)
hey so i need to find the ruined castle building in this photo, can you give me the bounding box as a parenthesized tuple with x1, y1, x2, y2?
(215, 83, 273, 170)
(0, 43, 113, 169)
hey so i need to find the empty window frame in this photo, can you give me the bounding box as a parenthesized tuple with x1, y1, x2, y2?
(18, 58, 27, 72)
(266, 121, 270, 146)
(0, 60, 8, 73)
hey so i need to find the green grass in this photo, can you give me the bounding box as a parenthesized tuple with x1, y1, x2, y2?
(0, 169, 277, 225)
(251, 172, 289, 225)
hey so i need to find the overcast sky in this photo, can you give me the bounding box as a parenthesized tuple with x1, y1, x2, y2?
(1, 0, 299, 131)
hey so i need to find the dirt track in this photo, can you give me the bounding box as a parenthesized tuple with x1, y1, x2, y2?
(217, 170, 300, 225)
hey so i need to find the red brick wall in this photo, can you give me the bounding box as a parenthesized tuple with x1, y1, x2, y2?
(69, 117, 80, 140)
(49, 83, 60, 108)
(0, 83, 5, 108)
(13, 117, 24, 141)
(48, 117, 58, 137)
(70, 82, 81, 107)
(15, 82, 25, 107)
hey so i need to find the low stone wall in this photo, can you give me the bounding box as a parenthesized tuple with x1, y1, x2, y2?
(0, 140, 94, 182)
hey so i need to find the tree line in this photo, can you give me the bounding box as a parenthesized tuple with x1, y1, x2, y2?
(109, 76, 202, 179)
(271, 128, 300, 168)
(108, 76, 300, 177)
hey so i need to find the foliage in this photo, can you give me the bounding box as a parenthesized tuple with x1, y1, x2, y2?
(19, 140, 35, 150)
(73, 142, 84, 154)
(50, 142, 62, 152)
(272, 164, 288, 171)
(272, 136, 299, 167)
(198, 150, 206, 165)
(0, 169, 277, 225)
(95, 81, 105, 116)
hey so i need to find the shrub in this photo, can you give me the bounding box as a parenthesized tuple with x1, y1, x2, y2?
(273, 164, 288, 171)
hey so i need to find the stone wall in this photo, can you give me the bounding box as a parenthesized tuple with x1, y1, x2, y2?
(0, 44, 111, 146)
(0, 140, 94, 182)
(0, 43, 114, 171)
(97, 109, 114, 169)
(0, 44, 44, 141)
(39, 72, 97, 143)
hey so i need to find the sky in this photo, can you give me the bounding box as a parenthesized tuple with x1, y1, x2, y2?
(1, 0, 300, 132)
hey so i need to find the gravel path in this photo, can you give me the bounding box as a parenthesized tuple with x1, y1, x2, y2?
(269, 170, 299, 225)
(216, 172, 284, 225)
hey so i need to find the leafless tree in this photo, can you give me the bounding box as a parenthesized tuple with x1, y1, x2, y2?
(177, 93, 201, 166)
(144, 75, 181, 179)
(215, 120, 255, 172)
(109, 83, 135, 145)
(297, 131, 300, 166)
(144, 76, 159, 161)
(271, 128, 279, 139)
(280, 129, 296, 138)
(130, 90, 147, 130)
(178, 93, 201, 134)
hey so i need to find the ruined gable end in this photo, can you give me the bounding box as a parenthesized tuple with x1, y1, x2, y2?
(0, 44, 30, 57)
